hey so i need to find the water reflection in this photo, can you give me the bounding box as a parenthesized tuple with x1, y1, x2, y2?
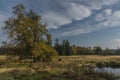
(95, 67, 120, 76)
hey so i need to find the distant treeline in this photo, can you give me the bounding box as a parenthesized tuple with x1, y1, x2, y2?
(0, 39, 120, 56)
(54, 39, 120, 55)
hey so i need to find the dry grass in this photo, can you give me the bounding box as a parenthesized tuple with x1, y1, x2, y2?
(60, 55, 120, 61)
(0, 55, 120, 73)
(0, 55, 7, 60)
(0, 68, 27, 73)
(0, 55, 119, 80)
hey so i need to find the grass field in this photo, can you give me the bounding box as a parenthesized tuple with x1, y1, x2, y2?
(0, 55, 120, 71)
(0, 55, 120, 80)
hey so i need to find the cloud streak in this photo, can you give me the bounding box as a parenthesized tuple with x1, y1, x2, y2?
(59, 8, 120, 37)
(41, 12, 71, 29)
(41, 2, 91, 29)
(41, 0, 120, 32)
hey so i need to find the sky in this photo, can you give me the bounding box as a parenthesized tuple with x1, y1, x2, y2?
(1, 0, 120, 49)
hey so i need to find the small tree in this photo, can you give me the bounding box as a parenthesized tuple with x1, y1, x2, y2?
(62, 40, 66, 55)
(2, 4, 57, 62)
(54, 39, 62, 55)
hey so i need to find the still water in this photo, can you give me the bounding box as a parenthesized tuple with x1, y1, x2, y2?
(95, 67, 120, 76)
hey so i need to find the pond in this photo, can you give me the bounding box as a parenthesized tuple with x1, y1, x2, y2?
(95, 67, 120, 77)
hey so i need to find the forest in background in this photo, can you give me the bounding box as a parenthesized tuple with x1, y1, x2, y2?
(54, 39, 120, 55)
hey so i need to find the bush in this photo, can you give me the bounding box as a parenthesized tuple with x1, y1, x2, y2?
(32, 41, 57, 62)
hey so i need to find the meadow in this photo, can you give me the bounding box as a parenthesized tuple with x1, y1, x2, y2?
(0, 55, 120, 80)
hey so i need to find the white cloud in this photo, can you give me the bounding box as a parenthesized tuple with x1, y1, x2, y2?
(59, 0, 119, 10)
(61, 27, 93, 36)
(41, 0, 119, 29)
(104, 9, 112, 15)
(61, 29, 87, 36)
(67, 3, 91, 21)
(41, 2, 91, 29)
(60, 9, 120, 37)
(88, 10, 120, 34)
(0, 14, 6, 24)
(102, 0, 119, 5)
(113, 38, 120, 43)
(99, 11, 120, 27)
(95, 14, 106, 22)
(86, 0, 119, 10)
(41, 12, 71, 29)
(109, 11, 120, 27)
(89, 10, 120, 35)
(95, 9, 112, 22)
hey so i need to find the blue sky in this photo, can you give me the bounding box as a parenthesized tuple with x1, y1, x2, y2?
(1, 0, 120, 49)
